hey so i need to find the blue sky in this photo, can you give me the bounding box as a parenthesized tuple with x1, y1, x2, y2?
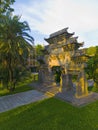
(13, 0, 98, 47)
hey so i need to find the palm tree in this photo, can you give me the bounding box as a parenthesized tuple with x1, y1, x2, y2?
(0, 0, 15, 15)
(0, 13, 34, 91)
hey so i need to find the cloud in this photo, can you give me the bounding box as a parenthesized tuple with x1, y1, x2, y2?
(13, 0, 98, 47)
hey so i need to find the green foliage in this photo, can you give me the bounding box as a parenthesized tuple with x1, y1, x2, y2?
(34, 44, 45, 65)
(86, 46, 96, 56)
(0, 0, 15, 14)
(55, 73, 61, 83)
(0, 98, 98, 130)
(85, 57, 95, 79)
(0, 73, 37, 96)
(35, 44, 44, 57)
(0, 0, 35, 92)
(93, 46, 98, 83)
(52, 66, 61, 83)
(0, 13, 34, 91)
(52, 66, 61, 74)
(72, 75, 77, 82)
(85, 46, 98, 87)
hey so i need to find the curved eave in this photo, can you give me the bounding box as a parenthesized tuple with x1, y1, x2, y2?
(78, 42, 84, 47)
(44, 32, 75, 44)
(72, 54, 91, 58)
(50, 27, 69, 38)
(44, 38, 53, 44)
(73, 42, 84, 48)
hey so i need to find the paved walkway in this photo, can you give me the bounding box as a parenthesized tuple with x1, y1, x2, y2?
(0, 90, 48, 113)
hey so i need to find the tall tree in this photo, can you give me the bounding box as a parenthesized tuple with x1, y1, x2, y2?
(85, 46, 98, 88)
(35, 44, 45, 65)
(0, 13, 34, 91)
(0, 0, 15, 14)
(35, 44, 44, 58)
(93, 47, 98, 86)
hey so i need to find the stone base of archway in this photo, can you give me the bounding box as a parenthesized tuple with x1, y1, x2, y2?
(55, 91, 98, 107)
(30, 82, 98, 107)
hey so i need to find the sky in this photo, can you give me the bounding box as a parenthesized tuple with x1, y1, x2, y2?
(13, 0, 98, 48)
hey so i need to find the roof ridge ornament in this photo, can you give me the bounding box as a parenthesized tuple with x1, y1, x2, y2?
(50, 27, 69, 38)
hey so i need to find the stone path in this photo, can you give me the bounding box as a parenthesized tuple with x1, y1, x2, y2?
(1, 82, 98, 113)
(0, 90, 48, 113)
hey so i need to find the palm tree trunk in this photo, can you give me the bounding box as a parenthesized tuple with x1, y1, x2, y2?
(8, 54, 15, 91)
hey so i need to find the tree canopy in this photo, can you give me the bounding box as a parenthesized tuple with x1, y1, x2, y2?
(85, 46, 98, 87)
(0, 1, 34, 91)
(86, 46, 96, 56)
(35, 44, 44, 57)
(0, 0, 15, 14)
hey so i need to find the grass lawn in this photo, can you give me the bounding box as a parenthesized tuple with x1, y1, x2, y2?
(0, 73, 38, 96)
(0, 98, 98, 130)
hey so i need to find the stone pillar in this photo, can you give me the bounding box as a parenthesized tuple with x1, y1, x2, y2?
(59, 74, 73, 92)
(76, 70, 88, 98)
(38, 66, 51, 83)
(48, 66, 52, 74)
(38, 68, 44, 83)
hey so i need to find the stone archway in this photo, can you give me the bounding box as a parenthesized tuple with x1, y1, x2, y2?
(38, 28, 90, 98)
